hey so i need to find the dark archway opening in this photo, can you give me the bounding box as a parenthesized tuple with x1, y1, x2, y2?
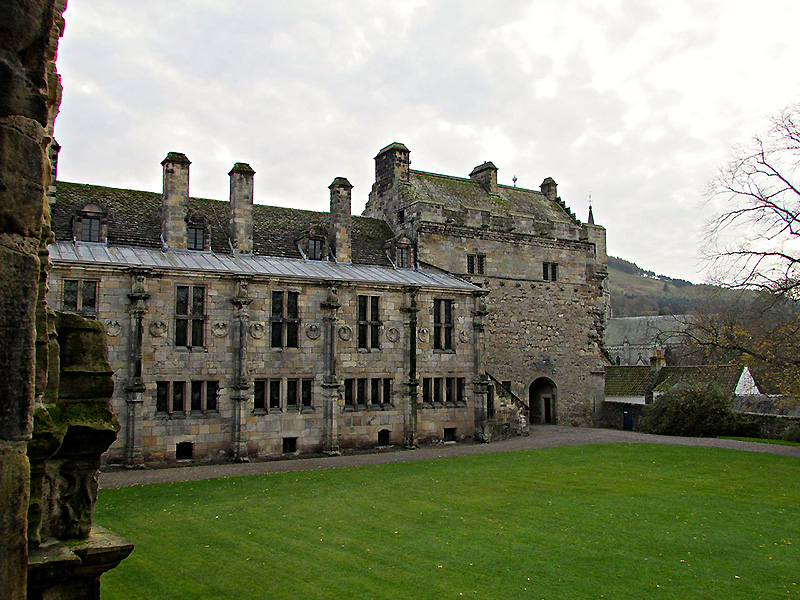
(529, 378, 557, 425)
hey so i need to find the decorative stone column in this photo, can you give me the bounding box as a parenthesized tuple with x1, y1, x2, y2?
(230, 277, 252, 461)
(472, 292, 490, 441)
(124, 270, 150, 466)
(401, 287, 420, 448)
(321, 285, 341, 454)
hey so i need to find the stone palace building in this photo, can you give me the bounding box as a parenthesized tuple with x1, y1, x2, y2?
(47, 142, 608, 465)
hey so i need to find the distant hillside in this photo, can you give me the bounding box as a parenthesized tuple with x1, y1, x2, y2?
(607, 256, 742, 317)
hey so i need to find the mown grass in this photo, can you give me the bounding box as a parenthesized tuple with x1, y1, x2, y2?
(719, 436, 800, 447)
(95, 444, 799, 599)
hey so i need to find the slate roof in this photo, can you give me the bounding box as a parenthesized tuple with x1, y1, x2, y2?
(605, 366, 652, 397)
(52, 181, 395, 266)
(605, 315, 690, 348)
(605, 364, 748, 398)
(407, 170, 579, 224)
(652, 365, 745, 395)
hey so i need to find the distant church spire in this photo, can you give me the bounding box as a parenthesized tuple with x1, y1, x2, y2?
(587, 192, 594, 225)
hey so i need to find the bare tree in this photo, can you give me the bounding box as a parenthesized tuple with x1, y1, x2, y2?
(705, 103, 800, 299)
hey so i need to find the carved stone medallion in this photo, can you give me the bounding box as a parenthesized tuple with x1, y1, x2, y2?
(418, 327, 430, 343)
(212, 322, 229, 338)
(386, 327, 400, 343)
(459, 329, 470, 343)
(149, 321, 167, 337)
(249, 322, 266, 339)
(104, 320, 121, 337)
(338, 325, 352, 341)
(306, 324, 321, 340)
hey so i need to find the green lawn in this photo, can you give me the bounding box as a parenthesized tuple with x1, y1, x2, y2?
(95, 444, 799, 599)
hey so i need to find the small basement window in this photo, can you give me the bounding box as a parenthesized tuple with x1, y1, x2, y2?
(176, 441, 193, 460)
(282, 437, 297, 454)
(443, 428, 456, 443)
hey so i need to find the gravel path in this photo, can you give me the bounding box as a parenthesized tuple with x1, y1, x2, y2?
(99, 426, 800, 489)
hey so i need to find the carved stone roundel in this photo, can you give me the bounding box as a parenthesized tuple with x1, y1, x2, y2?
(459, 329, 470, 343)
(212, 322, 229, 338)
(104, 320, 121, 337)
(338, 325, 352, 341)
(306, 324, 321, 340)
(418, 327, 430, 343)
(249, 322, 266, 339)
(386, 327, 400, 343)
(149, 321, 167, 337)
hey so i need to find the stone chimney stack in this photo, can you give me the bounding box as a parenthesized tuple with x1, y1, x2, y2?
(329, 177, 353, 263)
(470, 161, 498, 194)
(650, 348, 666, 377)
(161, 152, 191, 249)
(540, 177, 558, 202)
(229, 162, 255, 254)
(374, 142, 410, 195)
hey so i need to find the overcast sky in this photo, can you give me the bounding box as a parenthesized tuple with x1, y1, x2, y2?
(54, 1, 800, 282)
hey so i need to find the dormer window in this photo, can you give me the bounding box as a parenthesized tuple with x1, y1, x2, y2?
(389, 236, 413, 269)
(187, 215, 207, 251)
(82, 217, 101, 242)
(309, 238, 324, 260)
(297, 227, 328, 261)
(73, 203, 107, 243)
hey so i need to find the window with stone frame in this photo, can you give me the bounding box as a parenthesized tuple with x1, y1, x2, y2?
(396, 246, 410, 268)
(308, 237, 324, 260)
(271, 290, 300, 348)
(345, 377, 392, 410)
(82, 217, 101, 242)
(433, 298, 454, 351)
(175, 285, 205, 347)
(466, 254, 486, 275)
(422, 376, 464, 407)
(155, 380, 187, 415)
(63, 278, 99, 317)
(397, 209, 405, 225)
(190, 380, 219, 412)
(543, 262, 558, 281)
(254, 377, 312, 412)
(357, 295, 381, 350)
(186, 217, 206, 250)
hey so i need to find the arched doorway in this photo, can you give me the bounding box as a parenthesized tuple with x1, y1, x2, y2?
(529, 378, 557, 424)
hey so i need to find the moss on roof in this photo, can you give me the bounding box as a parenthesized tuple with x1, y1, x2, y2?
(53, 181, 394, 266)
(605, 366, 652, 396)
(653, 366, 743, 395)
(409, 170, 577, 223)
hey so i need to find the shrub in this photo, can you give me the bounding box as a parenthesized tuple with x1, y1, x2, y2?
(640, 383, 755, 438)
(784, 425, 800, 443)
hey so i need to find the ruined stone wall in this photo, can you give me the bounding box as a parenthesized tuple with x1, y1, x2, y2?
(47, 268, 479, 463)
(0, 1, 64, 596)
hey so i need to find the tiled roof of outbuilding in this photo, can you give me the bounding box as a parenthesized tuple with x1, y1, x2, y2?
(652, 365, 745, 395)
(408, 170, 579, 224)
(52, 181, 395, 266)
(605, 366, 652, 397)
